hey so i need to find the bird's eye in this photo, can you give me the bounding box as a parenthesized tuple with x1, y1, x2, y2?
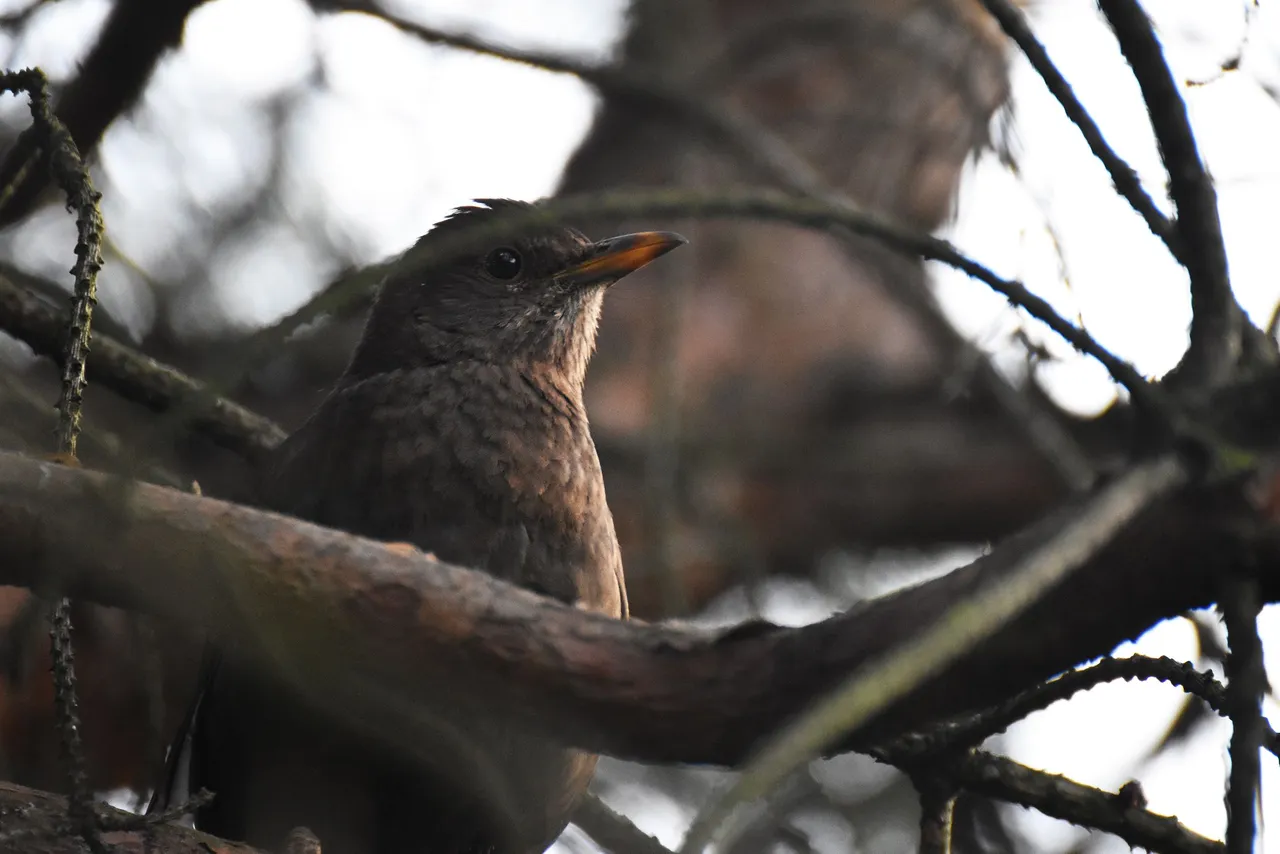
(484, 247, 523, 280)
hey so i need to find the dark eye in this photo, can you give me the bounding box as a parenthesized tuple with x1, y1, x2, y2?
(484, 247, 522, 280)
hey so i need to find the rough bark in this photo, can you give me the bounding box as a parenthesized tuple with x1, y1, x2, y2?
(0, 780, 262, 854)
(0, 448, 1274, 766)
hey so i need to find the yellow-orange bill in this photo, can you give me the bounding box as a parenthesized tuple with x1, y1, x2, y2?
(560, 231, 687, 287)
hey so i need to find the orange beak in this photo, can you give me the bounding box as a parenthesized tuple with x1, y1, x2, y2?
(560, 231, 687, 288)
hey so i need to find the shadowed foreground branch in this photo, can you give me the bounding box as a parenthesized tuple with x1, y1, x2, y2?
(0, 449, 1276, 766)
(0, 780, 259, 854)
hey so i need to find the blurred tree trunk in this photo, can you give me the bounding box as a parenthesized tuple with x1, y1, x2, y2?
(557, 0, 1060, 616)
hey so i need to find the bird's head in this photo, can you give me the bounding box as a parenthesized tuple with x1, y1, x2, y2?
(347, 198, 686, 388)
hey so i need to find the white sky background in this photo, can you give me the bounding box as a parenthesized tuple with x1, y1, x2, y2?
(4, 0, 1280, 852)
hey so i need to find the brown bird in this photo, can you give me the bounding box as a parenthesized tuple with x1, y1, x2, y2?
(175, 200, 685, 854)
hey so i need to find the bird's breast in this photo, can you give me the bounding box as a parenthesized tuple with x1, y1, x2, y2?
(309, 364, 623, 615)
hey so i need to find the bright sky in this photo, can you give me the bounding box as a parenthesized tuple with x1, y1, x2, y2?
(6, 0, 1280, 851)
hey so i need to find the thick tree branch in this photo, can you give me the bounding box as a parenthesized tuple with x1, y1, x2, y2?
(0, 449, 1276, 768)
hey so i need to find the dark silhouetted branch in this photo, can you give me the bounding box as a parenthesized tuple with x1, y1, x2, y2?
(1097, 0, 1241, 389)
(1, 189, 1162, 465)
(940, 751, 1219, 854)
(978, 0, 1178, 258)
(1221, 578, 1264, 854)
(886, 654, 1280, 761)
(574, 795, 674, 854)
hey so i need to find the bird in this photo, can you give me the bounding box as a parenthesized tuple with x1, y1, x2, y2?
(166, 199, 686, 854)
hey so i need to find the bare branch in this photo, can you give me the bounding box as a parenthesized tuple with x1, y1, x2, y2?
(1097, 0, 1242, 389)
(0, 271, 287, 461)
(886, 654, 1280, 761)
(1221, 578, 1265, 854)
(574, 795, 674, 854)
(977, 0, 1178, 258)
(939, 751, 1220, 854)
(0, 65, 107, 854)
(0, 69, 106, 459)
(0, 189, 1172, 468)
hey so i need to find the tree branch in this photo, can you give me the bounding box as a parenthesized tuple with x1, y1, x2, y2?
(574, 794, 674, 854)
(0, 189, 1170, 467)
(913, 776, 956, 854)
(0, 270, 286, 461)
(680, 457, 1186, 854)
(1221, 578, 1264, 854)
(1097, 0, 1241, 389)
(1, 65, 108, 854)
(0, 449, 1276, 768)
(885, 654, 1280, 761)
(938, 751, 1220, 854)
(977, 0, 1178, 258)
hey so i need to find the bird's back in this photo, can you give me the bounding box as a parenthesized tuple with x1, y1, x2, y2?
(192, 361, 625, 854)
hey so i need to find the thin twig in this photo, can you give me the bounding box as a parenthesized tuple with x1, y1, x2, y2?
(1221, 578, 1265, 854)
(0, 189, 1171, 463)
(0, 71, 106, 459)
(978, 0, 1178, 258)
(883, 654, 1280, 761)
(0, 66, 107, 854)
(1097, 0, 1241, 390)
(574, 794, 675, 854)
(933, 750, 1220, 854)
(0, 270, 287, 460)
(677, 456, 1187, 854)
